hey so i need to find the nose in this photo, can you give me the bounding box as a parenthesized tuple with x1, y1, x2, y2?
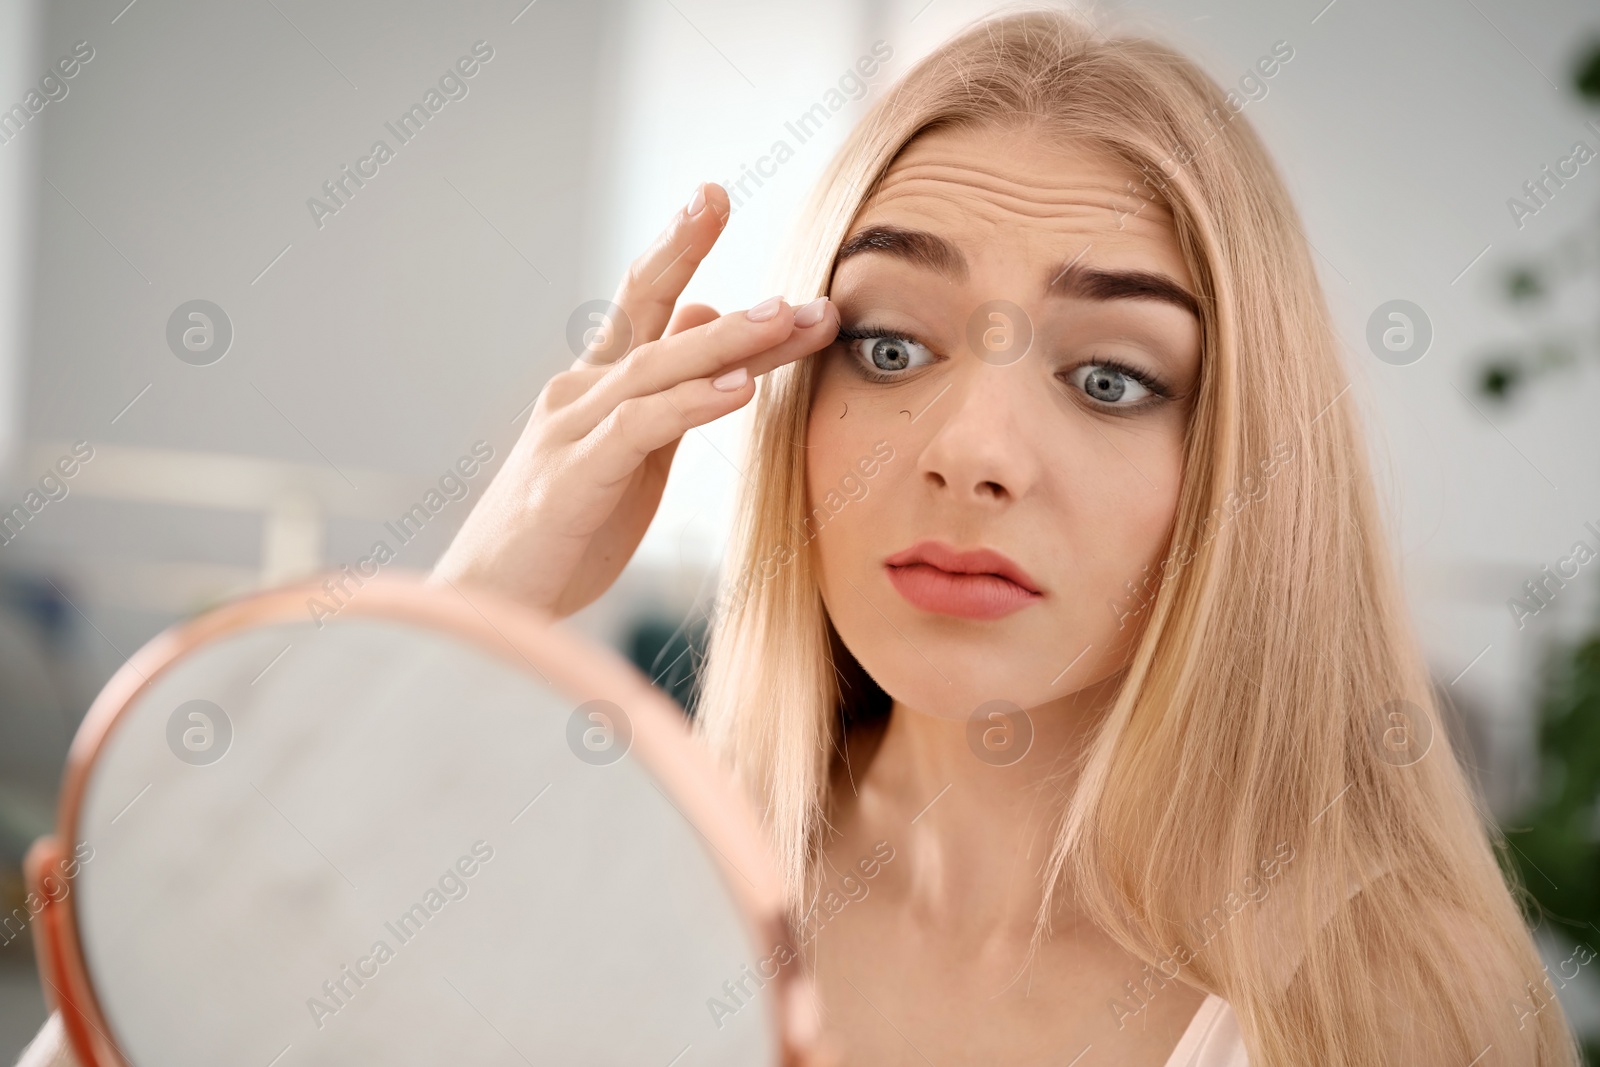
(914, 365, 1041, 506)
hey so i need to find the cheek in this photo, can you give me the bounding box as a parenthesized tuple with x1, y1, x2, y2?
(1092, 430, 1185, 548)
(802, 369, 904, 621)
(1044, 421, 1186, 663)
(803, 380, 891, 531)
(1098, 476, 1180, 581)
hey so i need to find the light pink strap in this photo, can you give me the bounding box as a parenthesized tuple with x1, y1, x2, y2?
(13, 1013, 80, 1067)
(1162, 994, 1249, 1067)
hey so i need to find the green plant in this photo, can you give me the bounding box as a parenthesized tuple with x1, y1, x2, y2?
(1503, 625, 1600, 1063)
(1474, 38, 1600, 403)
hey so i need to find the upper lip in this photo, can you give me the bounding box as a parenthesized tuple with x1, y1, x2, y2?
(883, 539, 1043, 594)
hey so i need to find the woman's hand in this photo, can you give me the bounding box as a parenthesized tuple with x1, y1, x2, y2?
(432, 182, 838, 617)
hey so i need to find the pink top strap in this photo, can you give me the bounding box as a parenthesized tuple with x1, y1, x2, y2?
(1162, 994, 1249, 1067)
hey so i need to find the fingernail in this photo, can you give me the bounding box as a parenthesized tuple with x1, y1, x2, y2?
(793, 297, 829, 328)
(712, 367, 749, 391)
(747, 296, 784, 322)
(686, 184, 706, 217)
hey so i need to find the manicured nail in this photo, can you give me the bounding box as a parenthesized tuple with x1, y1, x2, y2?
(712, 367, 749, 391)
(686, 184, 706, 217)
(747, 296, 784, 322)
(793, 297, 829, 327)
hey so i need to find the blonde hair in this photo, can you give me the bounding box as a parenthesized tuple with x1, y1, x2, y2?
(692, 6, 1579, 1064)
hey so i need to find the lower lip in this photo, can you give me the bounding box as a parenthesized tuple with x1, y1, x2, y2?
(884, 563, 1041, 619)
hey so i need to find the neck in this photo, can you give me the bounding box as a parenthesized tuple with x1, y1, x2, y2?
(849, 675, 1119, 940)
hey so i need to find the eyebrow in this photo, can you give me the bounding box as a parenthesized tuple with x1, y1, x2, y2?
(834, 225, 1201, 318)
(835, 226, 965, 280)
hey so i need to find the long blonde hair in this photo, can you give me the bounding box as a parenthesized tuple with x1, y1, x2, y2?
(692, 7, 1579, 1063)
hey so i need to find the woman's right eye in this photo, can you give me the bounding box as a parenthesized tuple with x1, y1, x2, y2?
(838, 329, 937, 381)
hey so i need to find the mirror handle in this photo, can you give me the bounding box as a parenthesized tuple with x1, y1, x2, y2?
(25, 836, 111, 1067)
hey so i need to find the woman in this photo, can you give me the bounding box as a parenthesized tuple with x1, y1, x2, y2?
(434, 8, 1579, 1064)
(15, 7, 1579, 1067)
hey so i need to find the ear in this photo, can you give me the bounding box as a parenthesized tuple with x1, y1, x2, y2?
(24, 836, 107, 1067)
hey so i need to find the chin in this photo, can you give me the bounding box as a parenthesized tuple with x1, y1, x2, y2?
(835, 626, 1035, 721)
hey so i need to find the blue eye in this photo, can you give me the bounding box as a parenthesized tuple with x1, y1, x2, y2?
(1067, 362, 1156, 407)
(837, 327, 936, 380)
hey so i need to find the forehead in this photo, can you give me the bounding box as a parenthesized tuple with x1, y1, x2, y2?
(847, 124, 1191, 288)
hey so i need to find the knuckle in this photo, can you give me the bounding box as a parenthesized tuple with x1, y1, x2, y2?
(620, 237, 667, 292)
(620, 256, 649, 293)
(612, 338, 659, 387)
(533, 372, 568, 410)
(600, 397, 645, 454)
(536, 368, 588, 412)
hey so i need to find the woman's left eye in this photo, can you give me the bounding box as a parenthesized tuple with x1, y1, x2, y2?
(1066, 363, 1155, 407)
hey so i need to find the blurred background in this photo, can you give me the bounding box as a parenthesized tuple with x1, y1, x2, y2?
(0, 0, 1598, 1059)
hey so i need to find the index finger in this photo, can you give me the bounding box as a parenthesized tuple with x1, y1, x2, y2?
(593, 181, 731, 364)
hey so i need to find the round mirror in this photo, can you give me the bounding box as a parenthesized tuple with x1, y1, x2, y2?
(25, 572, 798, 1067)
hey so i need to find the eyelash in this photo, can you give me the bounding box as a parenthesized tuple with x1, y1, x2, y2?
(833, 322, 1173, 409)
(834, 324, 926, 383)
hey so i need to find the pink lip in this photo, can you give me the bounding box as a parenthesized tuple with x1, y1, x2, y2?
(883, 539, 1043, 620)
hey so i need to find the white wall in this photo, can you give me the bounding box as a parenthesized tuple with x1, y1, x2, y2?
(3, 0, 610, 675)
(0, 0, 39, 474)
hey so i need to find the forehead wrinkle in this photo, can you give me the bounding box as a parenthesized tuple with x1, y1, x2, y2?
(858, 190, 1180, 254)
(875, 156, 1171, 209)
(848, 141, 1192, 291)
(867, 171, 1175, 229)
